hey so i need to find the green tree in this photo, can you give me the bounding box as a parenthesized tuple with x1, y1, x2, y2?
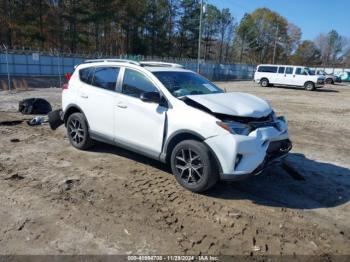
(177, 0, 200, 58)
(218, 8, 233, 62)
(291, 40, 321, 65)
(234, 8, 299, 64)
(202, 4, 220, 60)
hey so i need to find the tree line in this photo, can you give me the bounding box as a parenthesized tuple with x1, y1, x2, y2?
(1, 0, 349, 67)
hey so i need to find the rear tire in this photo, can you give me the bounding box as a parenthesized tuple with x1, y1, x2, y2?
(304, 81, 315, 91)
(67, 113, 94, 150)
(170, 140, 219, 193)
(260, 78, 269, 87)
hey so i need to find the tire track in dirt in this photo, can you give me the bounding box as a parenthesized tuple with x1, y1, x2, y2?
(119, 167, 275, 255)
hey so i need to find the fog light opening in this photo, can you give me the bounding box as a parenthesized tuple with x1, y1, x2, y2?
(235, 154, 243, 169)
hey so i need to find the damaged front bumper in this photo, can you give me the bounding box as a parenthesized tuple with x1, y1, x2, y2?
(205, 119, 291, 181)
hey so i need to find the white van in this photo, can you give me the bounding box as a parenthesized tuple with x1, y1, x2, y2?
(254, 64, 325, 91)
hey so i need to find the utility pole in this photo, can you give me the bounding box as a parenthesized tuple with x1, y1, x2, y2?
(3, 44, 11, 93)
(197, 0, 204, 73)
(272, 24, 279, 64)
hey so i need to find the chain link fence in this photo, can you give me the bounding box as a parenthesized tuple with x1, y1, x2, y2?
(3, 48, 349, 91)
(0, 48, 256, 89)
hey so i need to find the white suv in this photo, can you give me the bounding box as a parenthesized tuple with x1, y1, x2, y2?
(254, 64, 325, 91)
(62, 59, 291, 192)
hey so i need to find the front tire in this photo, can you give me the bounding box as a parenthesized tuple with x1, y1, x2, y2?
(67, 113, 94, 150)
(170, 140, 219, 193)
(304, 81, 315, 91)
(326, 78, 334, 84)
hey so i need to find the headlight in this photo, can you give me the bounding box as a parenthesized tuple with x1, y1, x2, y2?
(216, 121, 251, 135)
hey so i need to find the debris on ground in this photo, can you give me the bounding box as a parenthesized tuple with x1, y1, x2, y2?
(48, 109, 64, 130)
(27, 116, 49, 126)
(18, 98, 52, 115)
(4, 174, 25, 180)
(0, 120, 23, 126)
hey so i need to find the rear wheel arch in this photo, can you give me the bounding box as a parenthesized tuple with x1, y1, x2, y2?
(260, 78, 269, 87)
(63, 105, 89, 127)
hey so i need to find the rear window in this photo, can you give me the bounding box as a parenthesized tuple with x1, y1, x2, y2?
(91, 67, 120, 91)
(258, 66, 278, 73)
(79, 67, 94, 84)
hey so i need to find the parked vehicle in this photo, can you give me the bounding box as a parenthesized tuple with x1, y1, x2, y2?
(62, 59, 291, 192)
(254, 64, 325, 91)
(334, 71, 350, 82)
(314, 69, 340, 84)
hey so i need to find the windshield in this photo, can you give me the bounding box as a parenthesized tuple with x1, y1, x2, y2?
(153, 71, 223, 97)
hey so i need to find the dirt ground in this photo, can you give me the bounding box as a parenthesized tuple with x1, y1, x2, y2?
(0, 82, 349, 257)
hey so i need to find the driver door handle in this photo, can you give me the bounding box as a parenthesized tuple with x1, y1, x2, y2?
(80, 93, 88, 99)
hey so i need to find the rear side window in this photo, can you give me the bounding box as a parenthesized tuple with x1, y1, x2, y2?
(79, 67, 94, 84)
(91, 67, 120, 91)
(258, 66, 278, 73)
(122, 69, 158, 98)
(285, 67, 293, 74)
(278, 67, 285, 73)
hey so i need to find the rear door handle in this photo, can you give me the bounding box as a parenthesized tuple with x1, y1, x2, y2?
(117, 103, 127, 109)
(80, 94, 88, 99)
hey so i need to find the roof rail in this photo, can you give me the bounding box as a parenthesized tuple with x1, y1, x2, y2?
(84, 59, 140, 66)
(140, 61, 183, 68)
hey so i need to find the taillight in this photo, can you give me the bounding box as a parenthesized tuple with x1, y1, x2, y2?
(65, 72, 72, 81)
(62, 83, 69, 90)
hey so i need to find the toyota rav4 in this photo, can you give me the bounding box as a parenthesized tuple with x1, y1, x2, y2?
(62, 59, 292, 192)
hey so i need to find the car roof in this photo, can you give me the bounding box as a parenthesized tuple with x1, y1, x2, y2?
(257, 64, 308, 68)
(76, 60, 193, 73)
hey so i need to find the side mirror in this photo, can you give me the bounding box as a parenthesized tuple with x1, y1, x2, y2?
(140, 91, 161, 103)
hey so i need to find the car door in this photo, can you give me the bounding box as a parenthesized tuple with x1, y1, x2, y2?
(282, 66, 295, 85)
(77, 66, 120, 139)
(274, 66, 285, 85)
(294, 67, 309, 86)
(114, 67, 167, 158)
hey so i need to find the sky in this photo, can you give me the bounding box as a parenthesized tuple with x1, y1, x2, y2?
(207, 0, 350, 41)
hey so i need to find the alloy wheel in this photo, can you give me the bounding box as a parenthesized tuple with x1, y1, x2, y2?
(175, 148, 204, 185)
(68, 118, 85, 145)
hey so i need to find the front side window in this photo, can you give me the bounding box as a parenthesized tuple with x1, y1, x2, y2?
(122, 69, 158, 98)
(91, 67, 120, 91)
(296, 67, 308, 75)
(278, 67, 285, 74)
(285, 67, 293, 74)
(153, 71, 223, 98)
(79, 67, 94, 84)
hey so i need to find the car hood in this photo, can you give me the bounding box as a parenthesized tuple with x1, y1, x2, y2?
(185, 92, 272, 118)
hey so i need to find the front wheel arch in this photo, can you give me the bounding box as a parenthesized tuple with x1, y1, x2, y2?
(163, 131, 223, 175)
(304, 81, 315, 91)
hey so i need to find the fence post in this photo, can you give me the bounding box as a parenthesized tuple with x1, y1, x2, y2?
(56, 49, 62, 88)
(2, 44, 11, 93)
